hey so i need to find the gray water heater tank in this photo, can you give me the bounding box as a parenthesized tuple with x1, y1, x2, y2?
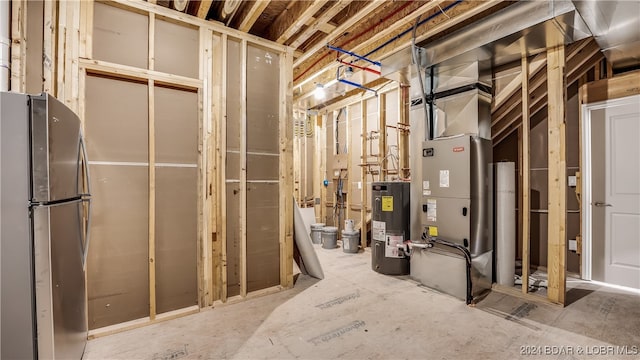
(371, 182, 410, 275)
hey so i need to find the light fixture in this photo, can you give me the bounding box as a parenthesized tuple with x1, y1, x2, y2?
(314, 83, 325, 100)
(344, 66, 354, 78)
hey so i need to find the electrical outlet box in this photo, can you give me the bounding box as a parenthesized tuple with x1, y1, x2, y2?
(568, 175, 577, 187)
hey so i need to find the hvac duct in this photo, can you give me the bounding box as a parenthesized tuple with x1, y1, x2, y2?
(1, 0, 9, 91)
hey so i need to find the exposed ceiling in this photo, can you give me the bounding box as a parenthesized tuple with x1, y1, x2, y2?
(151, 0, 639, 109)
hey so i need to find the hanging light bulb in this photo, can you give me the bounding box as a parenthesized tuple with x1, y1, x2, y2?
(314, 83, 325, 100)
(344, 66, 354, 78)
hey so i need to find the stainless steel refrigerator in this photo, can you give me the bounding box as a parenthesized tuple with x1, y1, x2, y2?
(1, 92, 91, 359)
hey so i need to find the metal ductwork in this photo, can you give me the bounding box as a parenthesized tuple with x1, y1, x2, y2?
(572, 0, 640, 70)
(382, 0, 591, 78)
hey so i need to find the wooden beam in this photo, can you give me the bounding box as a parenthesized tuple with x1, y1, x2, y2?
(148, 78, 157, 321)
(520, 55, 531, 295)
(43, 0, 57, 94)
(268, 0, 325, 44)
(378, 93, 387, 180)
(196, 0, 213, 19)
(320, 114, 327, 224)
(293, 1, 382, 68)
(219, 34, 229, 301)
(581, 69, 640, 104)
(10, 0, 26, 92)
(289, 0, 351, 49)
(314, 114, 322, 221)
(239, 39, 248, 298)
(107, 0, 288, 54)
(210, 33, 223, 303)
(398, 85, 409, 179)
(79, 58, 203, 90)
(346, 104, 352, 225)
(237, 0, 271, 32)
(546, 44, 567, 306)
(360, 100, 367, 249)
(198, 27, 214, 307)
(295, 1, 500, 101)
(279, 48, 295, 289)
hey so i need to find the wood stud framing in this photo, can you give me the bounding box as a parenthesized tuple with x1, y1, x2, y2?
(360, 100, 367, 249)
(10, 0, 294, 332)
(520, 55, 531, 295)
(546, 45, 567, 305)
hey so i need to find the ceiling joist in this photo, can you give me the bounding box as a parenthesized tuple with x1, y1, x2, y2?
(293, 1, 384, 68)
(196, 0, 213, 18)
(236, 0, 272, 32)
(289, 0, 353, 49)
(268, 0, 326, 44)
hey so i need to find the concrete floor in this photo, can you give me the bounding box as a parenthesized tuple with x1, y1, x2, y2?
(85, 245, 640, 359)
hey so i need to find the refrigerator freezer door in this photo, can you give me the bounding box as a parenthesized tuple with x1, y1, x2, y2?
(1, 92, 37, 359)
(31, 93, 83, 203)
(33, 200, 87, 360)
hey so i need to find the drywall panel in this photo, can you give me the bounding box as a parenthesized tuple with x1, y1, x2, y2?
(385, 89, 399, 172)
(93, 2, 148, 69)
(336, 108, 347, 156)
(530, 169, 548, 211)
(26, 0, 44, 94)
(155, 86, 198, 164)
(226, 39, 241, 151)
(246, 182, 280, 292)
(225, 184, 241, 297)
(155, 167, 198, 314)
(85, 75, 148, 162)
(566, 83, 580, 168)
(530, 212, 548, 268)
(349, 115, 362, 206)
(529, 110, 548, 169)
(247, 154, 279, 180)
(87, 165, 149, 329)
(154, 19, 199, 78)
(247, 44, 280, 153)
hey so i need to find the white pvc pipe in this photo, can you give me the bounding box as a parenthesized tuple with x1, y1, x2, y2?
(0, 0, 9, 91)
(496, 162, 516, 286)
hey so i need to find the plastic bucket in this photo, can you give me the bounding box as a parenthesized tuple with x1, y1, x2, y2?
(321, 226, 338, 249)
(342, 229, 360, 253)
(310, 223, 325, 244)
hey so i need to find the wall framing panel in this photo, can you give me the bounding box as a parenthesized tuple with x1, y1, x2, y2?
(11, 0, 293, 335)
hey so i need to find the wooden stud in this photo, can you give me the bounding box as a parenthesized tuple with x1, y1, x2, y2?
(546, 44, 567, 306)
(378, 93, 387, 180)
(237, 1, 272, 32)
(147, 10, 157, 320)
(267, 0, 325, 44)
(219, 33, 229, 302)
(346, 105, 352, 223)
(520, 55, 531, 294)
(197, 27, 214, 308)
(360, 100, 367, 249)
(398, 85, 410, 179)
(240, 39, 248, 298)
(148, 78, 157, 320)
(280, 48, 295, 289)
(43, 0, 57, 95)
(320, 114, 328, 224)
(79, 0, 94, 59)
(56, 1, 67, 100)
(289, 0, 351, 49)
(313, 114, 322, 221)
(10, 0, 26, 92)
(210, 32, 223, 303)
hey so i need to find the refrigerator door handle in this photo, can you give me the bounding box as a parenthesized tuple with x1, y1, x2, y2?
(81, 198, 92, 271)
(79, 134, 92, 270)
(79, 134, 91, 196)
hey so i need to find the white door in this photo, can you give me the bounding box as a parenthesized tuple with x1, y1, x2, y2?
(590, 95, 640, 289)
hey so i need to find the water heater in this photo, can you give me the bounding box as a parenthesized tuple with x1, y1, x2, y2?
(371, 182, 410, 275)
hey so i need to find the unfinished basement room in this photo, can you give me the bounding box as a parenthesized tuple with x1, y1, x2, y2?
(1, 0, 640, 359)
